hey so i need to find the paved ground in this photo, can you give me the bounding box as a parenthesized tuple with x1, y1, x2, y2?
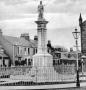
(0, 73, 86, 89)
(49, 87, 86, 90)
(1, 86, 86, 90)
(0, 82, 86, 90)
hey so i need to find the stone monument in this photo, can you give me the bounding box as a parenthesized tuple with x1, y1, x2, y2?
(32, 1, 58, 82)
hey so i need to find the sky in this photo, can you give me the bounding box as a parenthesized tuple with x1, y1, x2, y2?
(0, 0, 86, 50)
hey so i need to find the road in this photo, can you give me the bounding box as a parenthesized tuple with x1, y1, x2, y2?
(0, 82, 86, 90)
(49, 87, 86, 90)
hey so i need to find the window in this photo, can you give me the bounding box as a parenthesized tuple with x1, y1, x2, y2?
(24, 48, 26, 51)
(78, 53, 81, 59)
(33, 48, 35, 55)
(36, 48, 37, 53)
(28, 48, 30, 55)
(58, 48, 61, 52)
(56, 53, 61, 58)
(18, 47, 19, 54)
(68, 54, 71, 58)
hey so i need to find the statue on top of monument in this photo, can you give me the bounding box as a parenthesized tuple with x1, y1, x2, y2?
(38, 1, 44, 19)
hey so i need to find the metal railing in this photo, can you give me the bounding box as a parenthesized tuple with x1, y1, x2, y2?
(0, 65, 76, 82)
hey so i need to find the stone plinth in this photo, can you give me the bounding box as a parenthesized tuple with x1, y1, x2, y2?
(31, 53, 59, 82)
(31, 65, 59, 82)
(33, 53, 53, 67)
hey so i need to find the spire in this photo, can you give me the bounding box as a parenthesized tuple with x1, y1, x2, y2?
(79, 13, 82, 21)
(79, 13, 83, 26)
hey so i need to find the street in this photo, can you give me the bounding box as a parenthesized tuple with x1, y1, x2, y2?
(0, 82, 86, 90)
(49, 87, 86, 90)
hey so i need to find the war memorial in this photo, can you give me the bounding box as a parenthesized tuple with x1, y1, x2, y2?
(0, 1, 86, 89)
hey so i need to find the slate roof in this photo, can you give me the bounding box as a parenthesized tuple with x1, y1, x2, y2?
(54, 45, 68, 52)
(0, 45, 9, 57)
(3, 36, 37, 47)
(0, 53, 8, 57)
(60, 51, 81, 60)
(61, 53, 76, 60)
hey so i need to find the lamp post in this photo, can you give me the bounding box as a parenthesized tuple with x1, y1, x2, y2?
(35, 66, 38, 83)
(81, 55, 86, 75)
(72, 28, 80, 87)
(81, 57, 84, 75)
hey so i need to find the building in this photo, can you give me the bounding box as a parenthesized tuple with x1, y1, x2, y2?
(0, 28, 68, 68)
(54, 48, 81, 74)
(0, 29, 37, 67)
(79, 13, 86, 55)
(79, 13, 86, 72)
(0, 44, 10, 67)
(47, 40, 68, 64)
(47, 42, 81, 74)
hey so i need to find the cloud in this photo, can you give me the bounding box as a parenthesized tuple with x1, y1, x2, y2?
(0, 17, 37, 38)
(0, 0, 29, 5)
(0, 0, 86, 21)
(46, 0, 86, 14)
(0, 18, 77, 49)
(45, 13, 79, 29)
(0, 13, 80, 49)
(0, 0, 84, 49)
(53, 0, 68, 4)
(0, 1, 38, 20)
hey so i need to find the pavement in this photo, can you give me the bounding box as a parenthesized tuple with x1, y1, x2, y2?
(0, 82, 86, 90)
(0, 83, 77, 90)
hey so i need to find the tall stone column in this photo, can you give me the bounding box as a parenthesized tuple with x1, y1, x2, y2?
(36, 20, 48, 54)
(33, 1, 53, 67)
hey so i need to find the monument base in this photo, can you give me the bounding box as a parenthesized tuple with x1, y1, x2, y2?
(33, 53, 53, 67)
(31, 53, 58, 82)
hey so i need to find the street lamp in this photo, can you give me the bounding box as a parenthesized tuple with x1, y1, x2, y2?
(81, 55, 86, 75)
(72, 28, 80, 87)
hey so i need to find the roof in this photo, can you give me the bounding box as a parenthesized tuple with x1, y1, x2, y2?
(68, 50, 81, 54)
(54, 45, 68, 52)
(30, 39, 37, 47)
(0, 45, 9, 57)
(60, 50, 81, 60)
(0, 53, 8, 57)
(60, 52, 76, 60)
(3, 36, 37, 47)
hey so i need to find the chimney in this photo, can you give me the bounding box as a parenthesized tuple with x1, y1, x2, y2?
(47, 40, 51, 48)
(21, 33, 30, 41)
(70, 48, 73, 52)
(34, 35, 38, 41)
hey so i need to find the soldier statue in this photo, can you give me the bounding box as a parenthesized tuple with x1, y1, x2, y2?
(38, 1, 44, 19)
